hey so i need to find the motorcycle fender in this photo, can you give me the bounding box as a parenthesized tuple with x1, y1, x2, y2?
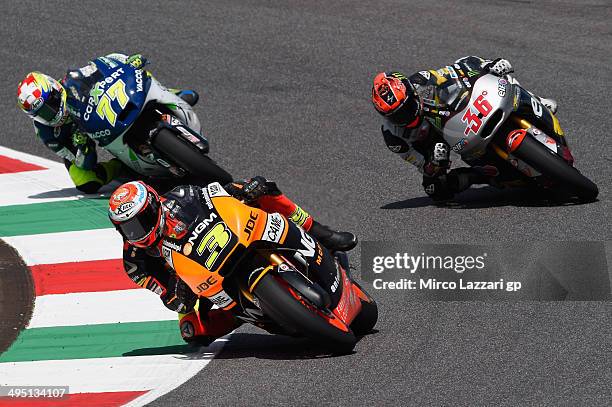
(153, 117, 210, 153)
(173, 123, 210, 153)
(532, 130, 558, 153)
(276, 263, 332, 309)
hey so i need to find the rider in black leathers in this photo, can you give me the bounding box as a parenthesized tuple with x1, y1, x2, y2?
(372, 56, 558, 201)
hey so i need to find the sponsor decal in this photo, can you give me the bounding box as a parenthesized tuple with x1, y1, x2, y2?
(181, 321, 194, 338)
(30, 97, 43, 111)
(183, 242, 193, 256)
(419, 70, 431, 80)
(162, 240, 182, 252)
(161, 245, 174, 269)
(208, 182, 229, 198)
(88, 129, 111, 139)
(83, 68, 124, 121)
(446, 65, 458, 79)
(297, 228, 316, 259)
(115, 201, 135, 214)
(135, 69, 144, 92)
(79, 63, 98, 77)
(498, 78, 508, 97)
(187, 213, 218, 246)
(243, 211, 258, 240)
(201, 189, 214, 210)
(388, 145, 402, 153)
(208, 290, 234, 308)
(196, 276, 218, 293)
(531, 98, 543, 118)
(331, 271, 340, 293)
(452, 138, 469, 152)
(262, 213, 285, 243)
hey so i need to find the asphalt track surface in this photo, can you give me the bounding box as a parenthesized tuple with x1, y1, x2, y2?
(2, 0, 611, 405)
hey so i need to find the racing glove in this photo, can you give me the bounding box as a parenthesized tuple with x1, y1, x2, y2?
(225, 176, 282, 204)
(486, 58, 514, 76)
(423, 142, 450, 177)
(72, 131, 96, 168)
(161, 275, 197, 313)
(126, 54, 148, 69)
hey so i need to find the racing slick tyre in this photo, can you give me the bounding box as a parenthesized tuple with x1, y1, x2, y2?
(349, 281, 378, 336)
(253, 273, 357, 353)
(152, 128, 233, 185)
(513, 135, 598, 201)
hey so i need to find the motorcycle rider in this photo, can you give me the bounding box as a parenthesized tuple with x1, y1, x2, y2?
(16, 52, 200, 194)
(371, 56, 559, 201)
(19, 52, 356, 252)
(108, 176, 356, 344)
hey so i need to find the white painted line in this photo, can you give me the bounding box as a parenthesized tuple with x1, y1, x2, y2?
(124, 338, 230, 407)
(0, 146, 64, 169)
(3, 229, 122, 265)
(0, 340, 227, 394)
(28, 289, 177, 328)
(0, 168, 79, 206)
(0, 145, 123, 206)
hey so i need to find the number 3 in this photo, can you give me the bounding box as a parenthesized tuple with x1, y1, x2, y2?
(197, 223, 231, 269)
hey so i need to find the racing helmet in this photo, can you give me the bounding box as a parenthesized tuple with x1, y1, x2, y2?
(109, 181, 165, 248)
(372, 71, 422, 127)
(17, 72, 68, 127)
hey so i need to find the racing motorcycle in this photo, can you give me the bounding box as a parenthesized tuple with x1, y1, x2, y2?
(162, 183, 378, 352)
(73, 56, 232, 186)
(440, 73, 598, 201)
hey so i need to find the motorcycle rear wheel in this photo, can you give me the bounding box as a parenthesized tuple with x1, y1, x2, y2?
(512, 135, 598, 201)
(253, 273, 357, 353)
(151, 128, 233, 185)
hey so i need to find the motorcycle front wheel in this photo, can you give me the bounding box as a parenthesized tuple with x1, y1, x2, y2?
(513, 135, 598, 201)
(253, 273, 357, 353)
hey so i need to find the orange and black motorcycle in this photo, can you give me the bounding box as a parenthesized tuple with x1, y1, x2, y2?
(161, 182, 378, 352)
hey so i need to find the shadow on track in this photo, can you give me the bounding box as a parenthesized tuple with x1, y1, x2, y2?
(122, 330, 378, 361)
(381, 186, 598, 210)
(209, 333, 355, 360)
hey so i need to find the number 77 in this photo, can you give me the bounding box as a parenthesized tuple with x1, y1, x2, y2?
(96, 79, 129, 126)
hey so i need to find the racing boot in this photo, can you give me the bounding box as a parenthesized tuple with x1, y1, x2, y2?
(171, 89, 200, 107)
(308, 221, 358, 252)
(447, 166, 499, 194)
(179, 308, 240, 346)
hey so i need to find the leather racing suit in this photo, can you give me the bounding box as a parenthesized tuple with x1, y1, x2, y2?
(381, 56, 553, 200)
(122, 178, 346, 344)
(32, 53, 198, 193)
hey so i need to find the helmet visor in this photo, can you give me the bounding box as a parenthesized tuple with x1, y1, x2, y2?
(35, 88, 63, 124)
(117, 198, 160, 243)
(386, 96, 420, 127)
